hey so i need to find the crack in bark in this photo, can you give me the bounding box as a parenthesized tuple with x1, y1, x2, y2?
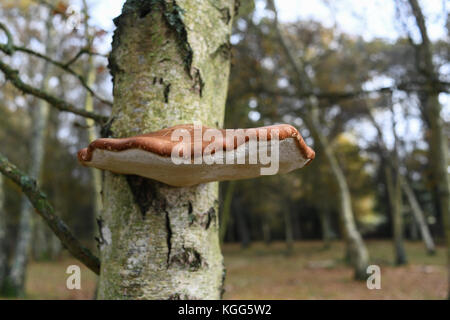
(94, 217, 106, 250)
(192, 68, 204, 97)
(202, 207, 216, 230)
(234, 0, 240, 16)
(165, 209, 172, 268)
(220, 264, 227, 298)
(163, 83, 171, 103)
(187, 201, 195, 226)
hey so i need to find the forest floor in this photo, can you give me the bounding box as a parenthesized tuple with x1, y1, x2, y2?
(7, 240, 447, 299)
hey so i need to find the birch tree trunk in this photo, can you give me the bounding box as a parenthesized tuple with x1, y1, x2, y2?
(318, 208, 333, 248)
(406, 0, 450, 297)
(267, 0, 369, 279)
(220, 180, 236, 243)
(283, 207, 294, 254)
(304, 112, 369, 279)
(97, 0, 234, 299)
(402, 178, 435, 254)
(82, 0, 103, 235)
(5, 84, 50, 296)
(5, 20, 53, 295)
(385, 166, 407, 265)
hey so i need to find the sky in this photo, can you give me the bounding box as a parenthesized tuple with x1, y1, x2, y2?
(83, 0, 448, 47)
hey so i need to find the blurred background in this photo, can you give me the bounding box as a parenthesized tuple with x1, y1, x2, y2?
(0, 0, 448, 299)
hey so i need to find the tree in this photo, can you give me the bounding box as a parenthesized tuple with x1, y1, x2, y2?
(2, 13, 53, 296)
(266, 0, 369, 279)
(396, 0, 449, 297)
(95, 0, 235, 299)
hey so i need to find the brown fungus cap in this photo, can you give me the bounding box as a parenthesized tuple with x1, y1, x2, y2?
(78, 124, 315, 187)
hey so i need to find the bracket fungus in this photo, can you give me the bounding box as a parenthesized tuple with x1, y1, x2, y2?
(78, 124, 315, 187)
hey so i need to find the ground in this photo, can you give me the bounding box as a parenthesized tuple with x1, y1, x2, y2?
(8, 240, 448, 299)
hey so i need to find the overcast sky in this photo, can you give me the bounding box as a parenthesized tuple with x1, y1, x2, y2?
(85, 0, 448, 43)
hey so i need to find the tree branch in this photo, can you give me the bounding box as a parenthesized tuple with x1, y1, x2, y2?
(0, 22, 13, 54)
(0, 58, 109, 123)
(0, 152, 101, 275)
(0, 43, 112, 106)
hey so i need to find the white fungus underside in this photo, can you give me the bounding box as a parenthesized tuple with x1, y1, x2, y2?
(84, 138, 310, 187)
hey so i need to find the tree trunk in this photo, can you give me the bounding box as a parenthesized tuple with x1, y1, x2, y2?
(234, 206, 251, 249)
(220, 180, 236, 243)
(385, 166, 407, 265)
(5, 21, 53, 294)
(402, 178, 436, 254)
(305, 112, 369, 280)
(283, 207, 294, 254)
(5, 95, 50, 296)
(82, 0, 103, 239)
(407, 0, 450, 298)
(292, 210, 301, 240)
(262, 221, 271, 246)
(97, 0, 234, 299)
(318, 208, 333, 248)
(267, 2, 369, 279)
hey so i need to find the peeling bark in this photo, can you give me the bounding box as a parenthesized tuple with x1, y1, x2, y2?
(97, 0, 234, 299)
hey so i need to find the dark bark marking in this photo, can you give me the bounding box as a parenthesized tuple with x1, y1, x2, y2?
(192, 68, 204, 97)
(219, 8, 231, 24)
(187, 201, 195, 226)
(220, 264, 227, 298)
(95, 217, 106, 250)
(234, 0, 240, 16)
(116, 0, 193, 75)
(169, 246, 204, 271)
(163, 82, 171, 103)
(165, 209, 172, 267)
(100, 117, 115, 138)
(126, 175, 165, 217)
(211, 41, 231, 60)
(202, 207, 216, 230)
(168, 293, 198, 300)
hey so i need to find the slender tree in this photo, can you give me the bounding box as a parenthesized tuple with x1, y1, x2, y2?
(399, 0, 449, 296)
(82, 0, 103, 241)
(3, 15, 53, 296)
(267, 0, 369, 279)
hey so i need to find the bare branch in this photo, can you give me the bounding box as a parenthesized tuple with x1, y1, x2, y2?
(0, 152, 101, 275)
(64, 47, 89, 67)
(0, 21, 112, 106)
(0, 58, 109, 123)
(0, 22, 13, 54)
(0, 43, 113, 106)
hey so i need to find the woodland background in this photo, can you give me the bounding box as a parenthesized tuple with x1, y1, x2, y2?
(0, 0, 449, 299)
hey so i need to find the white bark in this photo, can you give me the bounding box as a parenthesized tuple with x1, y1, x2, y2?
(401, 178, 436, 254)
